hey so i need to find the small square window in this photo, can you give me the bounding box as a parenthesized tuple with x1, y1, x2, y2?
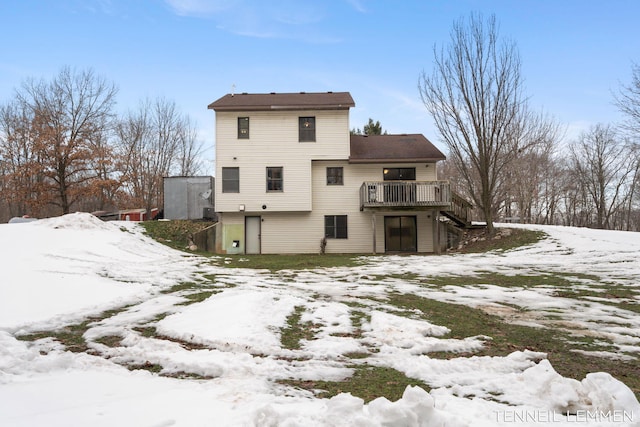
(238, 117, 249, 139)
(222, 167, 239, 193)
(326, 167, 343, 185)
(325, 215, 348, 239)
(299, 117, 315, 142)
(266, 167, 283, 192)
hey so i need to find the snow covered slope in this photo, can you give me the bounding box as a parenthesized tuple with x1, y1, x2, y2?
(0, 213, 638, 426)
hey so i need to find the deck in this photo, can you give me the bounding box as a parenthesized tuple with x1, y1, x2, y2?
(359, 181, 473, 227)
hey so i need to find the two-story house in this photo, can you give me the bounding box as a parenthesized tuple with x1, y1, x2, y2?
(208, 91, 470, 254)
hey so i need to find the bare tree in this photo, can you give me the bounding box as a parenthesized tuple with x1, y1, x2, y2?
(619, 143, 640, 231)
(568, 124, 633, 229)
(176, 116, 204, 176)
(614, 63, 640, 134)
(0, 100, 48, 218)
(117, 97, 202, 213)
(419, 13, 554, 235)
(82, 131, 121, 212)
(502, 116, 564, 223)
(13, 67, 118, 214)
(536, 155, 569, 225)
(116, 100, 154, 211)
(0, 68, 207, 220)
(614, 63, 640, 231)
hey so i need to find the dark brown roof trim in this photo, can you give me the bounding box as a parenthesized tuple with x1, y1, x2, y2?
(349, 134, 446, 163)
(208, 91, 355, 111)
(348, 157, 445, 164)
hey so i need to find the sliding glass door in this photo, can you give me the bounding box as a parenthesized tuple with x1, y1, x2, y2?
(384, 216, 417, 252)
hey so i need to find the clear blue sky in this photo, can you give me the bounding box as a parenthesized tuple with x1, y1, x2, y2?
(1, 0, 639, 171)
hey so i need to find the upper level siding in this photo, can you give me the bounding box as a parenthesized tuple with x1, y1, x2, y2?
(215, 109, 350, 213)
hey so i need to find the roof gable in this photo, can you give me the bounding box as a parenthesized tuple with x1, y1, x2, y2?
(208, 92, 355, 111)
(349, 134, 446, 163)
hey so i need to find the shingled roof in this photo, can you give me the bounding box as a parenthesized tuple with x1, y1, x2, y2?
(349, 134, 446, 163)
(208, 92, 355, 111)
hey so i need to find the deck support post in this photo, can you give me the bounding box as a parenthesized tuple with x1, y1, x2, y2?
(434, 210, 441, 255)
(371, 212, 377, 254)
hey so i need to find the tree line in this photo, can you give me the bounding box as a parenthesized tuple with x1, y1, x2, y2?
(420, 13, 640, 233)
(3, 18, 640, 233)
(0, 67, 203, 222)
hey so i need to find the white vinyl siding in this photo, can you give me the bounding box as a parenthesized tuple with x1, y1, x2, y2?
(216, 159, 438, 254)
(311, 160, 436, 253)
(215, 110, 350, 213)
(214, 102, 441, 254)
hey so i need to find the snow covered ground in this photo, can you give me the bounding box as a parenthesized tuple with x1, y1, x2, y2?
(1, 213, 639, 426)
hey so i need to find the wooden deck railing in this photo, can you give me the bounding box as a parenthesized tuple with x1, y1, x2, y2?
(448, 191, 473, 226)
(359, 181, 451, 209)
(359, 181, 472, 227)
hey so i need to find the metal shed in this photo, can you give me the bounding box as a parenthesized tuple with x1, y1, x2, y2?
(163, 176, 215, 220)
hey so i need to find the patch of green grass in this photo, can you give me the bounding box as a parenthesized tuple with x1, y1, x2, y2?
(372, 273, 420, 282)
(161, 282, 201, 294)
(554, 286, 640, 313)
(134, 326, 157, 338)
(548, 271, 601, 282)
(616, 301, 640, 314)
(202, 274, 227, 285)
(123, 361, 214, 380)
(424, 271, 582, 289)
(131, 326, 211, 351)
(94, 335, 123, 347)
(350, 310, 369, 332)
(280, 365, 430, 403)
(217, 254, 364, 271)
(161, 277, 233, 296)
(281, 306, 317, 350)
(496, 229, 547, 252)
(164, 371, 215, 380)
(177, 290, 220, 305)
(344, 351, 371, 359)
(384, 292, 640, 399)
(18, 323, 92, 353)
(17, 306, 131, 352)
(128, 362, 164, 374)
(454, 228, 546, 254)
(141, 220, 215, 251)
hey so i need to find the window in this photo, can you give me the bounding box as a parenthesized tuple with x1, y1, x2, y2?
(266, 167, 283, 192)
(222, 167, 239, 193)
(299, 116, 316, 142)
(383, 167, 416, 203)
(325, 215, 348, 239)
(383, 167, 416, 181)
(326, 167, 343, 185)
(237, 117, 249, 139)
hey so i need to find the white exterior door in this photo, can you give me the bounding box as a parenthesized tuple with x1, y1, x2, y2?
(245, 216, 261, 254)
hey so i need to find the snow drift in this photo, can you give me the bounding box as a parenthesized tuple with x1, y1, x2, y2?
(1, 213, 639, 426)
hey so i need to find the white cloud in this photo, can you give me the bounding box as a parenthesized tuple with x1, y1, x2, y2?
(164, 0, 237, 17)
(346, 0, 368, 13)
(164, 0, 340, 43)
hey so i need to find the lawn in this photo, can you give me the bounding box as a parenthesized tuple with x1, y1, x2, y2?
(6, 213, 640, 427)
(21, 223, 640, 402)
